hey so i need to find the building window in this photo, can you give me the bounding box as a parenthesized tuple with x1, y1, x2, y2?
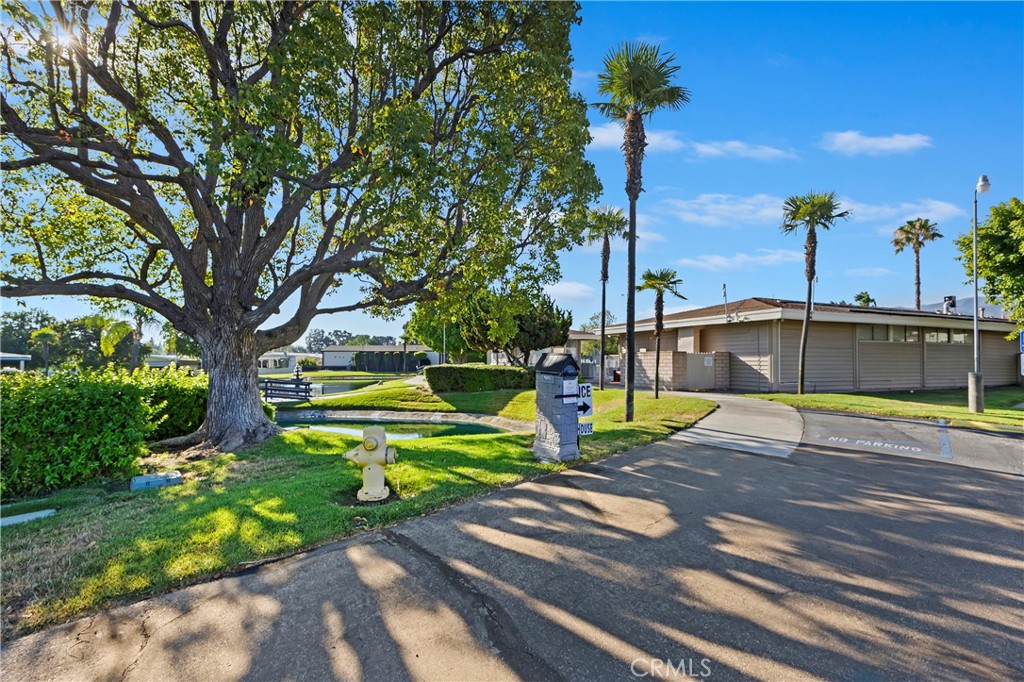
(890, 326, 920, 343)
(925, 329, 950, 343)
(950, 329, 971, 344)
(858, 324, 889, 341)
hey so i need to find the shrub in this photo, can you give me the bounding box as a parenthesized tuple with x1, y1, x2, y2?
(0, 368, 150, 498)
(298, 357, 318, 369)
(413, 350, 429, 367)
(131, 366, 208, 441)
(352, 352, 362, 371)
(424, 364, 534, 393)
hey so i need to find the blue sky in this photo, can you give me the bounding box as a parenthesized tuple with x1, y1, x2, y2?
(13, 2, 1023, 343)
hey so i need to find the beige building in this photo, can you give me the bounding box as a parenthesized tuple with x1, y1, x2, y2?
(606, 297, 1022, 393)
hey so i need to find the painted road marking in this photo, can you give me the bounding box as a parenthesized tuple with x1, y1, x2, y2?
(825, 436, 925, 453)
(937, 419, 953, 458)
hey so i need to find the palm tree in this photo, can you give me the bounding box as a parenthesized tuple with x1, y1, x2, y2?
(584, 206, 628, 390)
(781, 191, 851, 394)
(30, 327, 59, 374)
(595, 42, 690, 421)
(637, 268, 685, 399)
(893, 218, 943, 310)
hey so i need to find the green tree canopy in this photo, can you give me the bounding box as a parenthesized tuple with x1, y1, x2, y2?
(462, 291, 571, 367)
(853, 291, 876, 307)
(1, 1, 599, 449)
(956, 197, 1024, 335)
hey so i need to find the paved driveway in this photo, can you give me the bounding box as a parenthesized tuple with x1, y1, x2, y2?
(6, 418, 1023, 682)
(800, 410, 1023, 475)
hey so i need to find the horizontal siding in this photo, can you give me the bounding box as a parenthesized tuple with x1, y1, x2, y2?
(924, 344, 972, 388)
(859, 342, 923, 391)
(780, 321, 857, 392)
(702, 323, 771, 392)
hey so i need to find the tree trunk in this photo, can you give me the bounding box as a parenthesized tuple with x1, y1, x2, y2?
(623, 109, 645, 423)
(654, 331, 661, 399)
(914, 246, 921, 311)
(600, 278, 607, 391)
(197, 327, 279, 452)
(625, 196, 637, 421)
(798, 276, 813, 394)
(129, 335, 141, 371)
(798, 228, 817, 395)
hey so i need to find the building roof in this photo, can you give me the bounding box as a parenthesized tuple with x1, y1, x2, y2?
(322, 344, 432, 352)
(0, 352, 32, 361)
(567, 329, 600, 341)
(606, 297, 1016, 334)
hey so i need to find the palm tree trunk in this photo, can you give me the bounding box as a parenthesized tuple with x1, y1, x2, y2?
(625, 197, 637, 421)
(600, 278, 607, 391)
(654, 332, 661, 399)
(914, 246, 922, 310)
(798, 277, 812, 395)
(623, 109, 645, 423)
(798, 228, 817, 395)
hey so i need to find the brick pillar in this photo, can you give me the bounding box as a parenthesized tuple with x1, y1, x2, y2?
(713, 351, 731, 391)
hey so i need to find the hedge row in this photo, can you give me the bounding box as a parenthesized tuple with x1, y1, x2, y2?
(0, 367, 271, 499)
(353, 351, 418, 372)
(423, 364, 534, 393)
(1, 369, 151, 498)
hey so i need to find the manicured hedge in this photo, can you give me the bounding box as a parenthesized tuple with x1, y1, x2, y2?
(424, 363, 534, 393)
(1, 369, 150, 498)
(132, 366, 208, 441)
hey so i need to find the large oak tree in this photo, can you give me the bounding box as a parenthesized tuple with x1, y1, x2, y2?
(1, 1, 599, 450)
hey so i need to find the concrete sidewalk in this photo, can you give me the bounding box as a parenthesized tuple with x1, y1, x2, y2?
(670, 393, 804, 458)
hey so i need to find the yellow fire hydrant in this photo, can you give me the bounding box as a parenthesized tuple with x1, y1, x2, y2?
(343, 426, 398, 502)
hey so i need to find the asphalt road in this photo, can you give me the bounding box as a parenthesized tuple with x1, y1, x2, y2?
(5, 416, 1023, 682)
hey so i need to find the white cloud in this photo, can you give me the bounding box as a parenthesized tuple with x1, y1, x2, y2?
(845, 267, 893, 277)
(820, 130, 932, 156)
(691, 140, 797, 160)
(676, 249, 804, 271)
(544, 281, 596, 304)
(588, 122, 685, 152)
(659, 193, 785, 227)
(843, 197, 964, 225)
(572, 69, 597, 87)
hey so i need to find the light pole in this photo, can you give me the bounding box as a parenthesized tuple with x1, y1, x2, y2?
(968, 174, 990, 413)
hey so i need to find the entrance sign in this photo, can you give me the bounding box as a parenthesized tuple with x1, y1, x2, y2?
(577, 383, 593, 417)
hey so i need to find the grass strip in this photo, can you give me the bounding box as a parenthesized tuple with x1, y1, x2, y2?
(750, 387, 1023, 429)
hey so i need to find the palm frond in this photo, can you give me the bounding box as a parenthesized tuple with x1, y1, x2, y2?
(596, 41, 690, 119)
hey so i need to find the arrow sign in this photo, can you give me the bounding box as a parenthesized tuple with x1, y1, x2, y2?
(577, 382, 593, 417)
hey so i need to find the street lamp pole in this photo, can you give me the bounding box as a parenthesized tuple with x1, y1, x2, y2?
(968, 174, 990, 413)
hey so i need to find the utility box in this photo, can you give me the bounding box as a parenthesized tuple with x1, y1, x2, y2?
(534, 353, 581, 462)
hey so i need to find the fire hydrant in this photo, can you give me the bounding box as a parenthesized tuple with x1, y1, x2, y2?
(343, 426, 398, 502)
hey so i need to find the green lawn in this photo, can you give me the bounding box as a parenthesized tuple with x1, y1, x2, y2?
(750, 387, 1024, 429)
(1, 389, 714, 638)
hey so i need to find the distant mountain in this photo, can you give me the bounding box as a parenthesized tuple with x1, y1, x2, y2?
(913, 297, 1008, 318)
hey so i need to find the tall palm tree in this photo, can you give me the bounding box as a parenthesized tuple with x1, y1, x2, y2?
(584, 206, 628, 390)
(595, 42, 690, 421)
(892, 218, 943, 310)
(781, 191, 851, 394)
(637, 268, 685, 399)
